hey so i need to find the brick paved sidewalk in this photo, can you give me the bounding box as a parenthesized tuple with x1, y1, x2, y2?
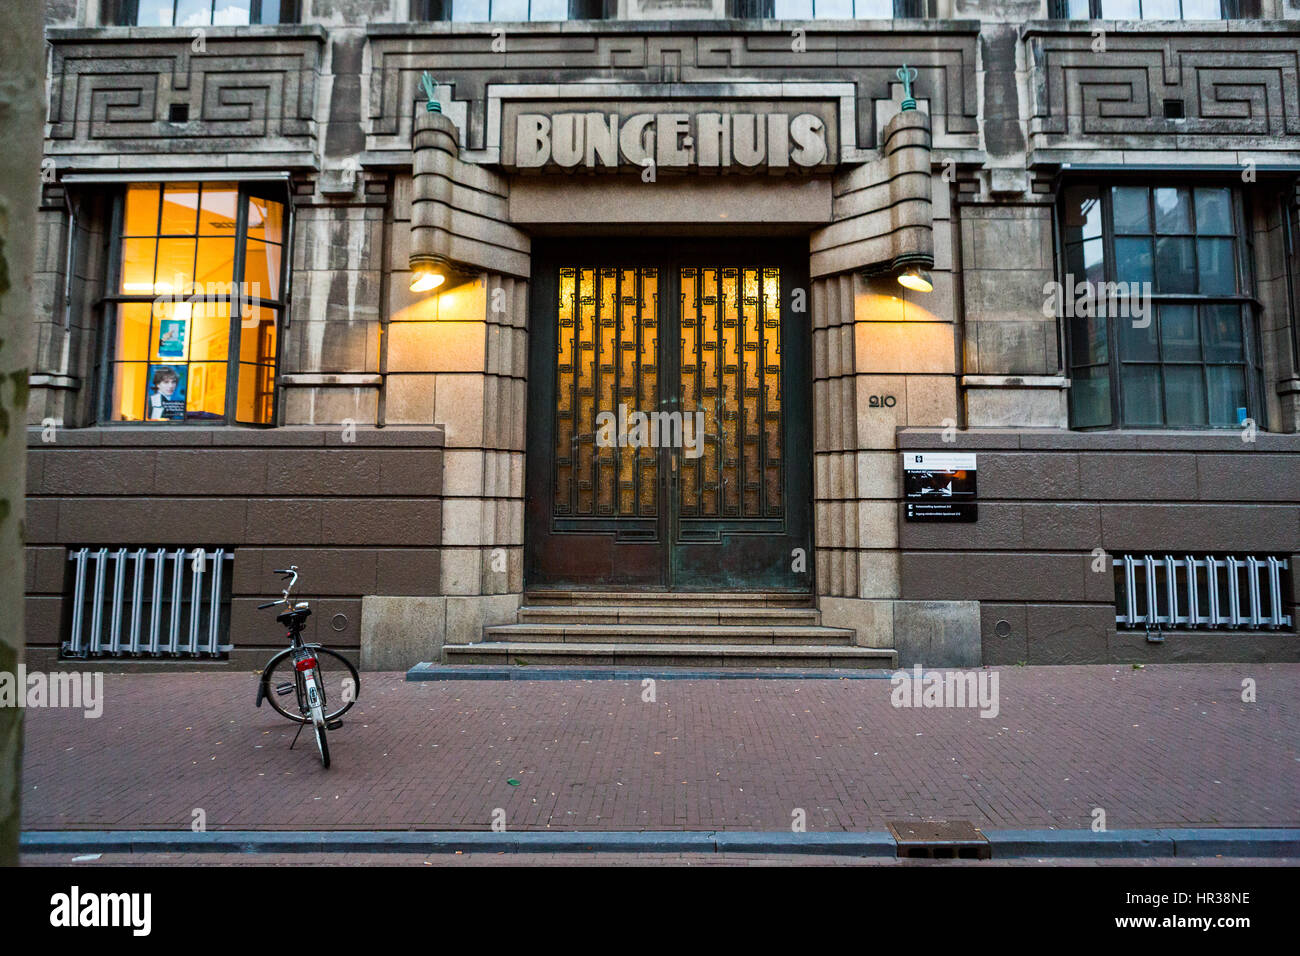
(19, 664, 1300, 833)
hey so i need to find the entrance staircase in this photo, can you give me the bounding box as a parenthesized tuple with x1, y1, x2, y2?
(444, 592, 897, 669)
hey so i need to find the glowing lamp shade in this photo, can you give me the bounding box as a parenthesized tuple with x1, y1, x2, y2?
(409, 269, 446, 293)
(897, 268, 933, 293)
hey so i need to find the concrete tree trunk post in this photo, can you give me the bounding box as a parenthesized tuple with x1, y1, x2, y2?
(0, 0, 46, 866)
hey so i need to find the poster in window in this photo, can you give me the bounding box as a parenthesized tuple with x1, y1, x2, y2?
(147, 364, 187, 421)
(157, 318, 187, 359)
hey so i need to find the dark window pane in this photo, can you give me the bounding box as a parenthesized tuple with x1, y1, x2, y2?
(1064, 186, 1104, 242)
(413, 0, 451, 17)
(1111, 186, 1150, 234)
(1071, 310, 1109, 365)
(1194, 188, 1233, 234)
(1197, 237, 1236, 294)
(1065, 239, 1105, 285)
(1162, 365, 1207, 426)
(1202, 304, 1244, 361)
(1114, 237, 1153, 285)
(1070, 365, 1112, 428)
(1154, 236, 1196, 292)
(1154, 187, 1192, 234)
(1159, 304, 1200, 362)
(1206, 365, 1247, 426)
(1119, 310, 1159, 361)
(1121, 365, 1163, 424)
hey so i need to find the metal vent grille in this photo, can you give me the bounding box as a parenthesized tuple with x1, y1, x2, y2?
(65, 548, 234, 658)
(1114, 554, 1292, 631)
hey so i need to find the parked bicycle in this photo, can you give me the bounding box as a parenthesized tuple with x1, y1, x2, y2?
(254, 566, 359, 768)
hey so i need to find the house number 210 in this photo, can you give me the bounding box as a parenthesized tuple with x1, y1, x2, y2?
(868, 395, 897, 408)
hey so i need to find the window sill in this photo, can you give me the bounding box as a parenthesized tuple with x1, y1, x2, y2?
(25, 424, 446, 448)
(50, 24, 327, 42)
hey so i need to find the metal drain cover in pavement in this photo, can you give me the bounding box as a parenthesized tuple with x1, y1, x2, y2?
(888, 820, 991, 859)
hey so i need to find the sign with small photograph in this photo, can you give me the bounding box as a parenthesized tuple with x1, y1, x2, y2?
(157, 319, 187, 359)
(903, 452, 977, 522)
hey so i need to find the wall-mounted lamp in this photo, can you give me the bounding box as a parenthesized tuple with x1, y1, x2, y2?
(409, 254, 452, 293)
(408, 71, 473, 297)
(896, 268, 933, 293)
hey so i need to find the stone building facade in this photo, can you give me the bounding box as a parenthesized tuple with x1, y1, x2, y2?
(23, 0, 1300, 670)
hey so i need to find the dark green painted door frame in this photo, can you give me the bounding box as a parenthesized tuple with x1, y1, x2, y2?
(524, 238, 812, 593)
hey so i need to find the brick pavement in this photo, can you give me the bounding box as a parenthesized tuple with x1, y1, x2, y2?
(19, 664, 1300, 833)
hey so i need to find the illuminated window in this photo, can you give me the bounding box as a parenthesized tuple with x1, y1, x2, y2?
(106, 181, 286, 425)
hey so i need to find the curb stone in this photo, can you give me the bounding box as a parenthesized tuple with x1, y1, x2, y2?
(21, 828, 1300, 858)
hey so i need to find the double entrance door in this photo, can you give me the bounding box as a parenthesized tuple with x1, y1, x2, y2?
(525, 240, 811, 592)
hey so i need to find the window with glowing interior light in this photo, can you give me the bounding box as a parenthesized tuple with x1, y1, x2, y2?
(104, 181, 287, 424)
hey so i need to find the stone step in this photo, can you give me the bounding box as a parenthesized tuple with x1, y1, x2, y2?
(524, 590, 814, 608)
(484, 623, 853, 645)
(445, 641, 896, 669)
(516, 605, 822, 626)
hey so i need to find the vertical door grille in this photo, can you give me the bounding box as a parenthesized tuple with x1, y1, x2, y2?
(1114, 553, 1292, 631)
(65, 547, 234, 658)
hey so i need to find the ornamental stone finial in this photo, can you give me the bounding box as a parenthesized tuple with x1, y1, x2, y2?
(897, 64, 918, 112)
(419, 71, 442, 114)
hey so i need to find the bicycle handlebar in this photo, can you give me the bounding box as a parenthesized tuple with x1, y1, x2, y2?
(262, 565, 300, 610)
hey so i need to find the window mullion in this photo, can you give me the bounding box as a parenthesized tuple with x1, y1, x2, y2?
(227, 187, 251, 422)
(99, 190, 128, 423)
(1101, 186, 1124, 427)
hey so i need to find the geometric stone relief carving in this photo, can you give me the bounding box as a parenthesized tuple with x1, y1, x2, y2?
(47, 31, 321, 155)
(365, 24, 980, 157)
(1026, 25, 1300, 153)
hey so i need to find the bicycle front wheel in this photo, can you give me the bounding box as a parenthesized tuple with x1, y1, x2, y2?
(261, 646, 360, 725)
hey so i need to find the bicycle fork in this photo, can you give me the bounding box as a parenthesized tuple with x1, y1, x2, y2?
(288, 653, 324, 749)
